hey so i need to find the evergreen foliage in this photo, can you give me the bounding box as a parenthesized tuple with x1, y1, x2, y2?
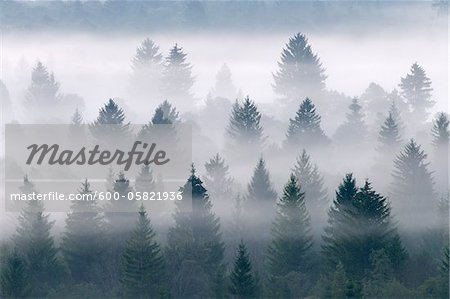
(0, 251, 31, 298)
(61, 179, 104, 285)
(323, 174, 407, 282)
(399, 63, 434, 123)
(273, 33, 326, 100)
(334, 98, 368, 145)
(166, 165, 225, 298)
(229, 241, 258, 299)
(89, 99, 131, 141)
(284, 98, 329, 149)
(121, 205, 166, 298)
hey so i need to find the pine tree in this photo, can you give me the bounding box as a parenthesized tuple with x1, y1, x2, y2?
(25, 61, 60, 109)
(0, 251, 30, 298)
(89, 99, 131, 141)
(334, 98, 368, 146)
(293, 149, 328, 233)
(226, 96, 265, 156)
(267, 174, 313, 280)
(160, 43, 195, 110)
(130, 38, 163, 99)
(203, 153, 233, 205)
(323, 174, 406, 281)
(61, 179, 104, 285)
(229, 241, 258, 299)
(167, 165, 225, 298)
(284, 98, 329, 149)
(71, 108, 83, 126)
(273, 33, 326, 101)
(13, 176, 64, 296)
(212, 63, 237, 99)
(399, 62, 434, 123)
(391, 139, 435, 227)
(378, 111, 402, 151)
(122, 205, 166, 298)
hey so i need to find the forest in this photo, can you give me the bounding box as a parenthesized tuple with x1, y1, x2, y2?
(0, 1, 449, 299)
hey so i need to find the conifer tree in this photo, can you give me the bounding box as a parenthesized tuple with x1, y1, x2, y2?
(130, 38, 163, 99)
(167, 165, 225, 298)
(212, 63, 237, 100)
(378, 111, 402, 151)
(391, 139, 435, 226)
(160, 43, 195, 110)
(157, 100, 180, 123)
(226, 96, 265, 156)
(323, 175, 406, 281)
(229, 241, 258, 299)
(135, 164, 155, 193)
(399, 63, 434, 123)
(61, 179, 104, 285)
(293, 149, 328, 233)
(284, 98, 329, 149)
(203, 153, 233, 205)
(122, 205, 165, 298)
(431, 112, 449, 193)
(13, 176, 64, 296)
(360, 82, 389, 126)
(103, 173, 136, 293)
(246, 157, 277, 205)
(89, 99, 131, 141)
(267, 174, 313, 283)
(334, 98, 368, 146)
(0, 251, 30, 298)
(71, 108, 83, 126)
(273, 33, 326, 101)
(431, 112, 449, 148)
(26, 61, 60, 108)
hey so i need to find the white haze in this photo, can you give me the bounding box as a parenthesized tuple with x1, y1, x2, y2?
(1, 26, 447, 124)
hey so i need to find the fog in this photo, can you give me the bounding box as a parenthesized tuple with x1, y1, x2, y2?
(0, 1, 448, 297)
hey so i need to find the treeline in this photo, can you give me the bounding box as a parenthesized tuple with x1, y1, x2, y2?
(0, 1, 444, 32)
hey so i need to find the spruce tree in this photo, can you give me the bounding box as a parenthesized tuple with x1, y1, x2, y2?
(273, 33, 326, 101)
(431, 112, 449, 148)
(267, 174, 313, 297)
(323, 174, 406, 281)
(229, 241, 258, 299)
(203, 153, 233, 205)
(130, 38, 163, 99)
(226, 96, 265, 156)
(167, 165, 225, 298)
(284, 98, 329, 149)
(246, 157, 277, 205)
(431, 112, 449, 194)
(399, 62, 434, 123)
(89, 99, 131, 141)
(26, 61, 60, 108)
(293, 149, 328, 233)
(13, 176, 64, 296)
(378, 111, 402, 151)
(212, 63, 237, 100)
(122, 205, 165, 298)
(103, 173, 136, 293)
(0, 251, 30, 298)
(61, 179, 104, 285)
(135, 164, 155, 193)
(160, 43, 195, 110)
(360, 82, 389, 126)
(157, 100, 180, 123)
(391, 139, 435, 227)
(334, 98, 368, 146)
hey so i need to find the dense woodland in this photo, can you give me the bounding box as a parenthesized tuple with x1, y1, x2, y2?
(0, 18, 449, 299)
